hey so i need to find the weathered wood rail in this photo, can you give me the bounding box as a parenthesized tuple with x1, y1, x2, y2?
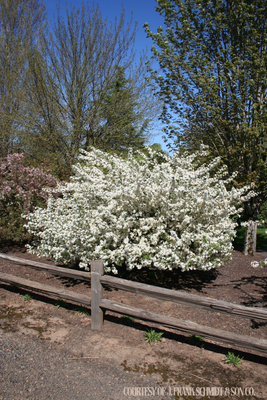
(0, 253, 267, 355)
(0, 253, 91, 281)
(101, 275, 267, 321)
(0, 271, 91, 308)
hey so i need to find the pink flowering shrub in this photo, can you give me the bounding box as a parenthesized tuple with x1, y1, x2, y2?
(0, 153, 58, 243)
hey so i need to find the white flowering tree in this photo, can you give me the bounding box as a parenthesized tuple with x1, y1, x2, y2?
(24, 147, 254, 273)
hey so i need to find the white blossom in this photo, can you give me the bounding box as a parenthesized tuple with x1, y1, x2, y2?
(251, 261, 260, 268)
(24, 146, 254, 273)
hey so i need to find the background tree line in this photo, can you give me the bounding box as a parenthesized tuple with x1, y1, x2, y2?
(2, 0, 266, 254)
(0, 0, 161, 179)
(145, 0, 267, 253)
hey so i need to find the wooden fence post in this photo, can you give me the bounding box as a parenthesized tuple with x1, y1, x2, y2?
(90, 260, 104, 330)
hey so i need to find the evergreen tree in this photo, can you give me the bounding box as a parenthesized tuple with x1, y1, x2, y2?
(96, 66, 148, 154)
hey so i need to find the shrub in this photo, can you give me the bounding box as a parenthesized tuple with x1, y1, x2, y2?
(0, 153, 58, 242)
(24, 146, 254, 273)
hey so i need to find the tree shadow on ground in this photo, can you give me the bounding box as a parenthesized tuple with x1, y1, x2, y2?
(54, 267, 219, 293)
(53, 263, 219, 293)
(230, 275, 267, 308)
(0, 241, 28, 253)
(111, 265, 219, 292)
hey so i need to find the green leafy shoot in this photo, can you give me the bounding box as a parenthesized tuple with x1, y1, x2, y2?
(186, 335, 205, 346)
(223, 352, 243, 367)
(121, 315, 135, 324)
(55, 300, 66, 309)
(144, 329, 163, 345)
(76, 306, 90, 316)
(22, 294, 32, 301)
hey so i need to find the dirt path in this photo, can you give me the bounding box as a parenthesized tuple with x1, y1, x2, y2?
(0, 329, 163, 400)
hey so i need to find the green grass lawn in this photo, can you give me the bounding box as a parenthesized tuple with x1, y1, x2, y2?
(234, 226, 267, 250)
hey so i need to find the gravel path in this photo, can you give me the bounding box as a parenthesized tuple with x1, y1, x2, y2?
(0, 331, 162, 400)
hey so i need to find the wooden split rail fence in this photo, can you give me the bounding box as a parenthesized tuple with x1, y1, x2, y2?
(0, 253, 267, 355)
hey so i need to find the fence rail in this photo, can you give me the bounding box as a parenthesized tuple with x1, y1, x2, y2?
(0, 253, 267, 355)
(0, 253, 91, 281)
(100, 274, 267, 321)
(0, 271, 91, 308)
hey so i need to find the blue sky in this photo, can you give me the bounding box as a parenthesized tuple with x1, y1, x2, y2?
(43, 0, 171, 152)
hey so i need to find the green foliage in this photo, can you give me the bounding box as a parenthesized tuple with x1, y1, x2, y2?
(76, 306, 90, 316)
(144, 329, 163, 345)
(121, 315, 135, 324)
(234, 226, 267, 250)
(145, 0, 267, 220)
(186, 335, 205, 346)
(223, 352, 243, 367)
(96, 66, 148, 154)
(55, 300, 66, 309)
(22, 294, 32, 301)
(256, 228, 267, 250)
(258, 202, 267, 227)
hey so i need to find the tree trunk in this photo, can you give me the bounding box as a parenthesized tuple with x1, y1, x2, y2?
(243, 199, 260, 256)
(244, 220, 258, 256)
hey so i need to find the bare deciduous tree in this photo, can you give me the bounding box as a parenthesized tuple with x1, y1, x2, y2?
(0, 0, 46, 156)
